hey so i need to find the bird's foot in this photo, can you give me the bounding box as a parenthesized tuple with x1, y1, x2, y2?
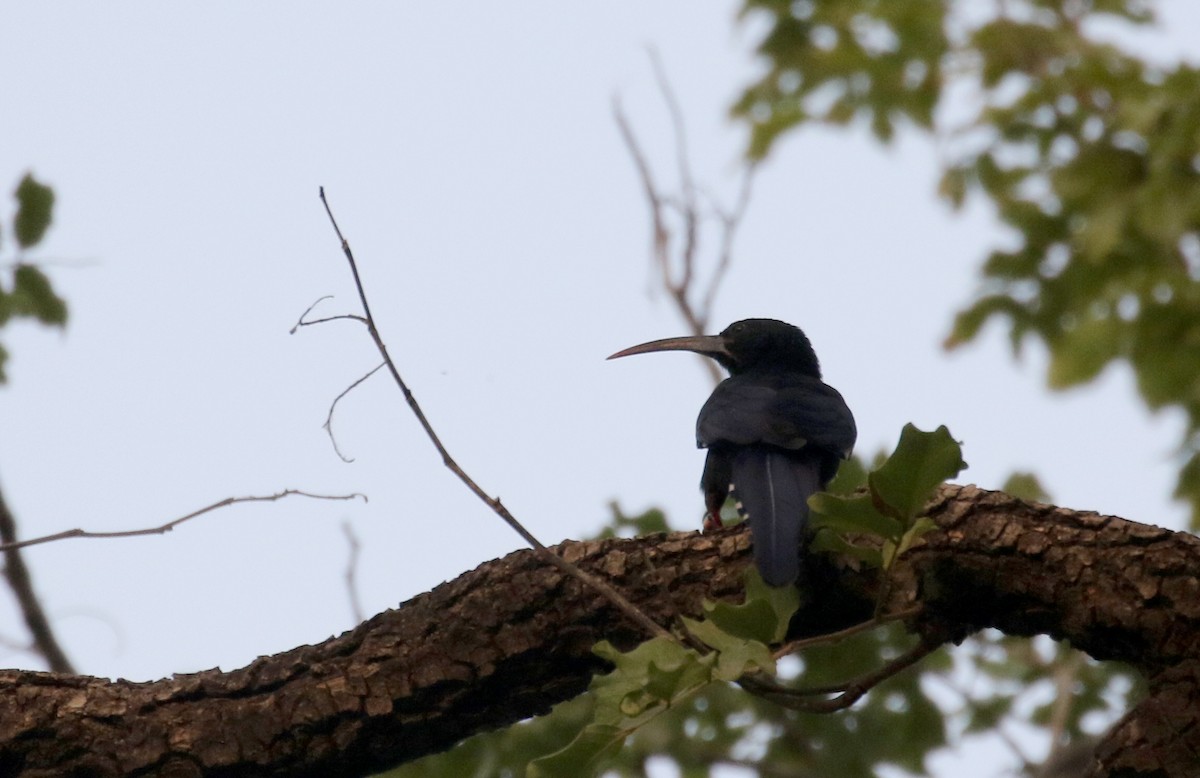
(702, 511, 724, 532)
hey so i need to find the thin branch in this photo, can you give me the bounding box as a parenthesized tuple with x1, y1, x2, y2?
(1044, 651, 1082, 759)
(293, 314, 368, 331)
(772, 604, 923, 660)
(613, 96, 723, 386)
(648, 48, 699, 303)
(0, 479, 73, 672)
(342, 521, 364, 624)
(614, 57, 759, 388)
(0, 490, 365, 554)
(323, 362, 387, 463)
(612, 96, 672, 293)
(742, 639, 940, 713)
(317, 188, 674, 643)
(289, 295, 368, 334)
(701, 164, 756, 321)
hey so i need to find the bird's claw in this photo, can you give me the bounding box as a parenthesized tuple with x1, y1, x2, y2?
(702, 511, 724, 532)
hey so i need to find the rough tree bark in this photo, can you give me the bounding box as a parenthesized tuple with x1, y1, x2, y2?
(0, 485, 1196, 777)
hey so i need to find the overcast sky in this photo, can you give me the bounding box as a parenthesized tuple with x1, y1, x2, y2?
(3, 3, 1198, 775)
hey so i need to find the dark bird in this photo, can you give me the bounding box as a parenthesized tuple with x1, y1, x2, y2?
(609, 318, 856, 586)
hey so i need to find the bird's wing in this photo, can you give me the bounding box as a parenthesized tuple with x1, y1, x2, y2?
(696, 374, 856, 457)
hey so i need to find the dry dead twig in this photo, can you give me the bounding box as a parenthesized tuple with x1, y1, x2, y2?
(312, 188, 675, 643)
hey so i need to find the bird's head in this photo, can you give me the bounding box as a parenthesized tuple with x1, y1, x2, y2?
(608, 318, 821, 378)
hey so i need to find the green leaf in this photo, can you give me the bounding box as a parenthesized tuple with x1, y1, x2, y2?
(880, 539, 898, 569)
(597, 502, 673, 538)
(809, 491, 903, 540)
(883, 517, 937, 568)
(527, 723, 626, 778)
(13, 174, 55, 249)
(950, 295, 1027, 349)
(938, 166, 969, 209)
(1174, 452, 1200, 530)
(825, 453, 868, 494)
(701, 596, 778, 644)
(809, 528, 883, 567)
(11, 265, 67, 325)
(591, 638, 710, 725)
(964, 694, 1014, 734)
(1047, 316, 1122, 389)
(681, 617, 774, 680)
(868, 424, 967, 522)
(702, 568, 800, 644)
(1002, 472, 1052, 502)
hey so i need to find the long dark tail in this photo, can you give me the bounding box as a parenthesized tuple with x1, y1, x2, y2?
(731, 447, 822, 587)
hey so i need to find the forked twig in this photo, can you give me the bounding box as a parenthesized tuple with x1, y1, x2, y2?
(0, 490, 364, 553)
(613, 53, 759, 388)
(289, 295, 367, 333)
(316, 188, 673, 642)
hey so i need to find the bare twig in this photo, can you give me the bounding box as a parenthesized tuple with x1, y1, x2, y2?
(614, 54, 759, 387)
(0, 490, 365, 554)
(0, 479, 73, 672)
(289, 295, 368, 334)
(614, 99, 720, 386)
(612, 101, 671, 292)
(290, 296, 386, 461)
(701, 165, 756, 320)
(1035, 649, 1085, 770)
(741, 639, 940, 713)
(316, 188, 674, 643)
(341, 521, 364, 624)
(324, 362, 387, 463)
(648, 48, 700, 300)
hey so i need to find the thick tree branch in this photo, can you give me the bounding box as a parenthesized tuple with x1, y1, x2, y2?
(1, 485, 1197, 776)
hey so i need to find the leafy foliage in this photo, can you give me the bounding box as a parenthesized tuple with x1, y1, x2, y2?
(1002, 471, 1052, 502)
(733, 0, 948, 152)
(595, 503, 672, 538)
(810, 423, 966, 568)
(945, 631, 1141, 767)
(13, 174, 55, 249)
(0, 173, 67, 382)
(526, 570, 795, 777)
(736, 0, 1200, 524)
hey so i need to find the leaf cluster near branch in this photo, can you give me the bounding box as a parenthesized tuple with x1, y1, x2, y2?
(0, 173, 67, 383)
